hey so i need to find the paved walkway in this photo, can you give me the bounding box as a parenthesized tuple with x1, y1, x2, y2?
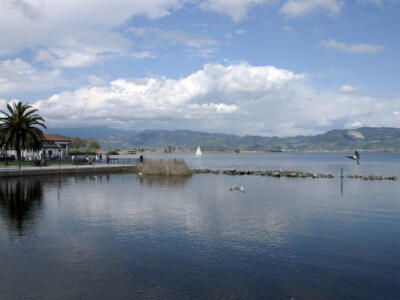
(0, 163, 137, 177)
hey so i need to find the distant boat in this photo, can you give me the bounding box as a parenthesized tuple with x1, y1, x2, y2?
(195, 146, 202, 157)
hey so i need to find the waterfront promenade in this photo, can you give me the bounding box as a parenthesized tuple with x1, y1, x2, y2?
(0, 163, 137, 178)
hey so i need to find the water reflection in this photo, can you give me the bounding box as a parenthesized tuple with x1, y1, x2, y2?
(0, 172, 400, 299)
(0, 178, 43, 236)
(138, 175, 191, 187)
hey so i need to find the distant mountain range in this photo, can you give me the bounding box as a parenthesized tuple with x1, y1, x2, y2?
(46, 127, 400, 151)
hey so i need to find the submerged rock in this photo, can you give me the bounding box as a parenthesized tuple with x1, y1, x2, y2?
(194, 168, 397, 181)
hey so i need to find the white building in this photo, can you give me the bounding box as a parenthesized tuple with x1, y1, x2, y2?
(40, 134, 71, 159)
(10, 134, 71, 160)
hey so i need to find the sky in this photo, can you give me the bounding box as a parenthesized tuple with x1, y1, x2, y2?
(0, 0, 399, 137)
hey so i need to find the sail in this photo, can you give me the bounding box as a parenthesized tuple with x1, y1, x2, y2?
(195, 146, 202, 157)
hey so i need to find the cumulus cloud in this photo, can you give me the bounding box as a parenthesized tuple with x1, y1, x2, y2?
(15, 62, 398, 137)
(319, 39, 386, 54)
(30, 63, 306, 135)
(280, 0, 343, 18)
(200, 0, 277, 22)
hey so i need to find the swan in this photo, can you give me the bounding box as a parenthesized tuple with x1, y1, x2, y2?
(229, 185, 246, 193)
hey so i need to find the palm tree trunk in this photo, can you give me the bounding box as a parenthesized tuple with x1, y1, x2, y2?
(17, 145, 21, 170)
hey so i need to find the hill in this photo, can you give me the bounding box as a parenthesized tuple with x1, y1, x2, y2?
(46, 127, 400, 151)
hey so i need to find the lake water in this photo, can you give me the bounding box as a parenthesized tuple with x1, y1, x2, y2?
(1, 153, 400, 299)
(124, 151, 400, 177)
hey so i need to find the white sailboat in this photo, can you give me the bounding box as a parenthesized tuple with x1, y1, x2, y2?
(195, 146, 202, 157)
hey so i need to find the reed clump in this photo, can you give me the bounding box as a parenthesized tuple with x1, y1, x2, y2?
(137, 159, 193, 176)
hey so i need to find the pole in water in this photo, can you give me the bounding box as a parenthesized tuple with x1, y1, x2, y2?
(340, 167, 344, 196)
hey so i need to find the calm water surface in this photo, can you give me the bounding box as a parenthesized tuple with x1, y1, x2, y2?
(1, 153, 400, 299)
(128, 151, 400, 177)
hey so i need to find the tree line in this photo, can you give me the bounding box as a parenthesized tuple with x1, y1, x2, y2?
(69, 136, 100, 150)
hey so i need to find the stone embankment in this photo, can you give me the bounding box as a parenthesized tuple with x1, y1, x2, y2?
(194, 169, 398, 181)
(0, 164, 137, 178)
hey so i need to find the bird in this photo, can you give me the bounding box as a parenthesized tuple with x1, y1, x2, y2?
(346, 150, 360, 165)
(229, 185, 246, 193)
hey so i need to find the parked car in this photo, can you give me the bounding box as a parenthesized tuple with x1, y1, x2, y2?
(0, 154, 16, 161)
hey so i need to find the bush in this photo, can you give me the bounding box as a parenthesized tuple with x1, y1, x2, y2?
(137, 159, 192, 176)
(106, 150, 119, 155)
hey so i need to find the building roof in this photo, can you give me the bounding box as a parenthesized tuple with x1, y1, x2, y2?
(43, 134, 71, 142)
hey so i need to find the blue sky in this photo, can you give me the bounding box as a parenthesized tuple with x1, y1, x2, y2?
(0, 0, 399, 136)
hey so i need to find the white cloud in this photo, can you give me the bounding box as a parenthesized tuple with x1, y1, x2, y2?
(30, 62, 305, 135)
(16, 62, 399, 137)
(319, 39, 385, 54)
(200, 0, 276, 22)
(130, 51, 158, 59)
(280, 0, 343, 18)
(0, 58, 67, 95)
(340, 85, 357, 94)
(88, 75, 107, 87)
(0, 0, 186, 66)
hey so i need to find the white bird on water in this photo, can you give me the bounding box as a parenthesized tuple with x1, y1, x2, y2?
(229, 185, 246, 193)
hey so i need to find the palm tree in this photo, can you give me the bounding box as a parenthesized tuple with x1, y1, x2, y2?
(0, 102, 46, 168)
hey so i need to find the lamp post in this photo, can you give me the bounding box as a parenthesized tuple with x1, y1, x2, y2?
(58, 145, 61, 175)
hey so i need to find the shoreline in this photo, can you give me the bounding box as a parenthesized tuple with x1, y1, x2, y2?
(2, 164, 397, 182)
(120, 150, 400, 155)
(0, 164, 137, 178)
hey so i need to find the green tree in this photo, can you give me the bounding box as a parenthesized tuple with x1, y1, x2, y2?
(70, 136, 87, 149)
(0, 102, 46, 168)
(88, 139, 100, 149)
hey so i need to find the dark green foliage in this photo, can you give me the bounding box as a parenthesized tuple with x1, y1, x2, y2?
(0, 102, 46, 165)
(106, 150, 119, 155)
(88, 139, 100, 149)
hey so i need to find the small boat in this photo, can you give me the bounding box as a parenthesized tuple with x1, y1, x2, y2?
(195, 146, 202, 157)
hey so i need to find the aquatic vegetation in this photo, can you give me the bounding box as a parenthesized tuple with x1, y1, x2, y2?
(137, 159, 193, 176)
